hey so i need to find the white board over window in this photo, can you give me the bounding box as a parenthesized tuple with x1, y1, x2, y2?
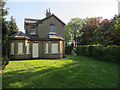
(18, 43, 23, 54)
(26, 43, 30, 54)
(45, 43, 48, 54)
(51, 43, 58, 54)
(11, 43, 14, 55)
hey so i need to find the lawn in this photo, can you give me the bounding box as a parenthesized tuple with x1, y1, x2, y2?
(2, 55, 118, 88)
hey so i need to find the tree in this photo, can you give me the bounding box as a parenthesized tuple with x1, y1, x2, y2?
(112, 17, 120, 45)
(78, 17, 102, 45)
(65, 18, 85, 47)
(1, 0, 9, 70)
(7, 16, 19, 36)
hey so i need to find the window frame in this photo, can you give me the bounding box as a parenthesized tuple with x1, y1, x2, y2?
(10, 43, 14, 55)
(30, 27, 36, 34)
(26, 43, 30, 54)
(45, 43, 49, 54)
(49, 24, 55, 32)
(18, 42, 24, 55)
(51, 42, 59, 54)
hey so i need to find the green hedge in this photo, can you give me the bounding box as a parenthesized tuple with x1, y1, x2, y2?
(65, 45, 73, 54)
(77, 45, 120, 62)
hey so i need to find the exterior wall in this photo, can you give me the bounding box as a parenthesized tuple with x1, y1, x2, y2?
(9, 39, 61, 60)
(9, 39, 31, 60)
(42, 41, 60, 59)
(25, 25, 38, 35)
(38, 17, 65, 39)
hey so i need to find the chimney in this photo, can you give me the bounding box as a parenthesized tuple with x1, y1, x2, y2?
(46, 8, 51, 17)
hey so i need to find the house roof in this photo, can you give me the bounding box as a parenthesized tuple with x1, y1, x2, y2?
(9, 31, 63, 40)
(25, 14, 65, 26)
(43, 33, 63, 40)
(24, 18, 40, 25)
(9, 31, 29, 39)
(37, 14, 65, 26)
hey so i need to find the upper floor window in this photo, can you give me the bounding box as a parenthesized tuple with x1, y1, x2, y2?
(31, 27, 36, 34)
(49, 24, 55, 32)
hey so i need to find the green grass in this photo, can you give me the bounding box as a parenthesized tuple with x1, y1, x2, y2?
(3, 55, 118, 88)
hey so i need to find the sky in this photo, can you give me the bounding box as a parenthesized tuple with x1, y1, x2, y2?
(5, 0, 118, 33)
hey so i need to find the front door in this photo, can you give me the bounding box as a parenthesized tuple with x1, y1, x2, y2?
(32, 43, 38, 58)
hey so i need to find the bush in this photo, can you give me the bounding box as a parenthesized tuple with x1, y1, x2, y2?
(77, 45, 120, 62)
(65, 45, 73, 54)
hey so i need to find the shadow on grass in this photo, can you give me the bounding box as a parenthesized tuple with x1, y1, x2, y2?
(3, 55, 118, 88)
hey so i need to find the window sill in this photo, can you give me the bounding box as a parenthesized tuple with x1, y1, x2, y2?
(17, 53, 24, 55)
(10, 53, 14, 55)
(51, 53, 59, 55)
(26, 53, 30, 55)
(49, 32, 56, 34)
(45, 53, 49, 55)
(30, 33, 36, 35)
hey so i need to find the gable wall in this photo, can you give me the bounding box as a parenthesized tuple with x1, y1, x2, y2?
(38, 17, 65, 39)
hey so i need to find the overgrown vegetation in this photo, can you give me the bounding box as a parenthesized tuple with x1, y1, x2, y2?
(3, 55, 118, 88)
(1, 0, 19, 70)
(65, 15, 120, 46)
(77, 45, 120, 62)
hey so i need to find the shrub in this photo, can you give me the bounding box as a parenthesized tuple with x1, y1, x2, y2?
(77, 45, 120, 62)
(65, 45, 73, 54)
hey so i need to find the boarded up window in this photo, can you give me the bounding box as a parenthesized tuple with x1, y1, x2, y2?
(18, 43, 23, 54)
(10, 43, 14, 54)
(51, 43, 58, 54)
(26, 43, 30, 54)
(45, 43, 48, 54)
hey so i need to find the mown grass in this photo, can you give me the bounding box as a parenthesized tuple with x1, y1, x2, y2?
(2, 55, 118, 88)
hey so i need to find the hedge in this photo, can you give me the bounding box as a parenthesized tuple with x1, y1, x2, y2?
(77, 45, 120, 62)
(65, 45, 73, 54)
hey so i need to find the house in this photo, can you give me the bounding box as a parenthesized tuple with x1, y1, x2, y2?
(9, 9, 65, 60)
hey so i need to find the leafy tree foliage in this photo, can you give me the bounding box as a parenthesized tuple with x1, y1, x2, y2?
(1, 0, 9, 70)
(65, 16, 120, 46)
(7, 16, 19, 36)
(65, 18, 85, 47)
(112, 17, 120, 45)
(77, 17, 102, 45)
(1, 1, 19, 70)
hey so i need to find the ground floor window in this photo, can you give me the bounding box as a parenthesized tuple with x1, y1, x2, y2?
(10, 43, 14, 55)
(51, 43, 58, 54)
(18, 43, 23, 54)
(45, 43, 48, 54)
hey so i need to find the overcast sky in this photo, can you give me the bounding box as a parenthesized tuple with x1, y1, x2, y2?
(5, 0, 118, 33)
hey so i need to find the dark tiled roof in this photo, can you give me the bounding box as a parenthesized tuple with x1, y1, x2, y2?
(25, 14, 66, 26)
(9, 31, 29, 38)
(24, 18, 40, 25)
(37, 14, 65, 26)
(43, 33, 63, 40)
(26, 34, 40, 39)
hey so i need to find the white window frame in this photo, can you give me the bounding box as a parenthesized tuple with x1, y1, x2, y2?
(18, 43, 24, 55)
(49, 24, 55, 32)
(10, 43, 14, 55)
(26, 43, 30, 54)
(51, 43, 59, 54)
(30, 27, 36, 34)
(45, 43, 49, 54)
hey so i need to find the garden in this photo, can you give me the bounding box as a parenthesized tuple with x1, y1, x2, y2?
(2, 55, 118, 88)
